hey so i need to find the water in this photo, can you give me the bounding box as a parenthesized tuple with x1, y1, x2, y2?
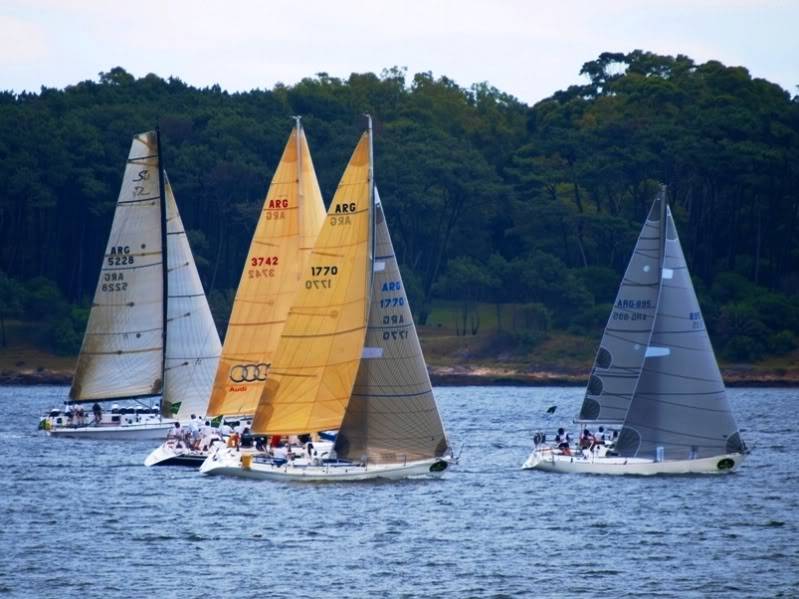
(2, 386, 797, 598)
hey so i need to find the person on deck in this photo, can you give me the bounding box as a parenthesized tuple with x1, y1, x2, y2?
(92, 402, 102, 425)
(555, 427, 572, 456)
(240, 428, 254, 448)
(592, 426, 606, 449)
(167, 422, 181, 441)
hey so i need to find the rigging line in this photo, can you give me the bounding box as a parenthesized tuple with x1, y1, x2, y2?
(651, 328, 707, 334)
(631, 394, 732, 413)
(646, 339, 711, 352)
(351, 390, 433, 398)
(227, 319, 286, 327)
(128, 154, 158, 162)
(619, 280, 659, 287)
(603, 332, 653, 345)
(81, 347, 161, 356)
(117, 196, 160, 205)
(101, 261, 162, 272)
(86, 326, 161, 336)
(639, 367, 719, 383)
(626, 422, 732, 443)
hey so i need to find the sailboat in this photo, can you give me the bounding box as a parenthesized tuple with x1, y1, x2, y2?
(41, 130, 221, 440)
(145, 119, 326, 465)
(523, 187, 747, 474)
(200, 120, 452, 481)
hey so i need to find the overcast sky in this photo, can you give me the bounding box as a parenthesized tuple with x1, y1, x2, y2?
(2, 1, 797, 105)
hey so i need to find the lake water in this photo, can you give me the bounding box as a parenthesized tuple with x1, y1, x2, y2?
(1, 386, 797, 598)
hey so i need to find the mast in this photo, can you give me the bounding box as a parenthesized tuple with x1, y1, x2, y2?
(365, 114, 376, 289)
(294, 115, 303, 240)
(659, 184, 667, 271)
(156, 127, 168, 400)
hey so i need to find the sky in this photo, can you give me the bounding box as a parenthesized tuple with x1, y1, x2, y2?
(1, 0, 797, 105)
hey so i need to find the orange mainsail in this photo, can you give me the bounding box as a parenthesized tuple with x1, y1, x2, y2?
(206, 123, 325, 417)
(252, 130, 373, 434)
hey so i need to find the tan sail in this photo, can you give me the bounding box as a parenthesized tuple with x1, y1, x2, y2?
(252, 131, 373, 435)
(162, 174, 222, 419)
(70, 131, 165, 401)
(206, 124, 325, 417)
(336, 190, 449, 464)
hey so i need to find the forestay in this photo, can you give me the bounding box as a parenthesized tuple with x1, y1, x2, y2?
(206, 124, 326, 417)
(577, 193, 664, 423)
(70, 132, 165, 402)
(616, 207, 745, 460)
(162, 174, 222, 419)
(252, 132, 373, 435)
(335, 191, 449, 464)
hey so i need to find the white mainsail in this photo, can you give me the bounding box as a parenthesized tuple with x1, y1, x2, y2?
(162, 174, 221, 419)
(70, 131, 165, 401)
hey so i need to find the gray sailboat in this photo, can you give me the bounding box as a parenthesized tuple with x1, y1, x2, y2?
(524, 187, 747, 474)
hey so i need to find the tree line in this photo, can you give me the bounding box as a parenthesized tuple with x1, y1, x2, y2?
(0, 51, 797, 362)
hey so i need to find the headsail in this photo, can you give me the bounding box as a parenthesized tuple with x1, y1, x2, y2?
(162, 174, 222, 419)
(70, 131, 165, 402)
(616, 206, 744, 460)
(335, 190, 449, 464)
(252, 131, 373, 435)
(206, 124, 326, 417)
(576, 193, 664, 423)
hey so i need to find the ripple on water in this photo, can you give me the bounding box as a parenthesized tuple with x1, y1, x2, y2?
(1, 386, 797, 597)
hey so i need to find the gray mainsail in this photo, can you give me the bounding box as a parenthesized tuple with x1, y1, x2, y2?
(616, 206, 745, 460)
(577, 193, 664, 423)
(335, 190, 449, 464)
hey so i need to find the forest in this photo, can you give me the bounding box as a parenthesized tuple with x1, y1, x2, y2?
(0, 50, 797, 366)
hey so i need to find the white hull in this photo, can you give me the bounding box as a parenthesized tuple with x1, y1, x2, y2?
(522, 447, 745, 475)
(144, 437, 227, 467)
(47, 422, 174, 440)
(200, 448, 450, 481)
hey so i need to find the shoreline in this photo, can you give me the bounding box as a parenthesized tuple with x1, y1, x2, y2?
(3, 366, 797, 388)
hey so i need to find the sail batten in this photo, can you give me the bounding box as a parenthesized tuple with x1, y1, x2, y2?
(206, 125, 326, 417)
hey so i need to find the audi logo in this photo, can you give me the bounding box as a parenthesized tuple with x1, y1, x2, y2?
(229, 362, 270, 383)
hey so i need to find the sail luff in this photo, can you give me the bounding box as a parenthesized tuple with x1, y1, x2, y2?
(205, 125, 326, 417)
(69, 131, 166, 402)
(156, 128, 169, 415)
(576, 191, 665, 423)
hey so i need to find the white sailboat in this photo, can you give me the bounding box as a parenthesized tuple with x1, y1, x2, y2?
(200, 119, 452, 481)
(523, 188, 747, 474)
(41, 130, 221, 440)
(145, 118, 326, 465)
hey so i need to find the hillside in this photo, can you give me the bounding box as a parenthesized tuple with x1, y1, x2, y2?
(1, 50, 798, 370)
(3, 304, 797, 387)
